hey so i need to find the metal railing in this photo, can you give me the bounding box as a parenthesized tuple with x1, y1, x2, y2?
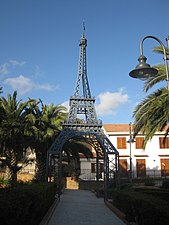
(79, 169, 98, 180)
(120, 169, 169, 179)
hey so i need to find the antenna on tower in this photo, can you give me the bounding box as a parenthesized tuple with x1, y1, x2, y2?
(82, 20, 85, 37)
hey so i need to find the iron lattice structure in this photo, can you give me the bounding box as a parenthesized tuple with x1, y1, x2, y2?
(47, 27, 119, 200)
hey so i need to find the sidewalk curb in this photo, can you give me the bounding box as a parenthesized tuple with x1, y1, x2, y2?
(39, 197, 60, 225)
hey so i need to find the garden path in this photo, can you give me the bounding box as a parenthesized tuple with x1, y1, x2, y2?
(47, 189, 126, 225)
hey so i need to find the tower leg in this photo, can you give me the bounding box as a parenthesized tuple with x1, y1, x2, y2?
(58, 150, 62, 200)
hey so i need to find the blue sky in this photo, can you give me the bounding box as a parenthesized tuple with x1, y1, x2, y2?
(0, 0, 169, 124)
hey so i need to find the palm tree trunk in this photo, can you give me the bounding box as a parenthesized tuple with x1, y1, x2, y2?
(35, 151, 46, 182)
(5, 149, 19, 186)
(9, 171, 17, 186)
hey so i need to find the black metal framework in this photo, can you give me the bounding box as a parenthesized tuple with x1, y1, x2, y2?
(47, 26, 119, 201)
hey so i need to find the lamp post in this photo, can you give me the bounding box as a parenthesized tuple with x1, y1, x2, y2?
(129, 35, 169, 91)
(127, 123, 135, 183)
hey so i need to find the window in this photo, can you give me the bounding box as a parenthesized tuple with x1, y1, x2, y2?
(117, 137, 126, 149)
(159, 137, 169, 148)
(161, 159, 169, 176)
(136, 159, 146, 177)
(119, 159, 128, 177)
(135, 137, 144, 149)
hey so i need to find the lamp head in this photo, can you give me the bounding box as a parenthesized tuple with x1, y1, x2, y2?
(129, 55, 158, 79)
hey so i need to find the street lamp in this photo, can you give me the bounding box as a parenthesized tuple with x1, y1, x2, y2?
(129, 35, 169, 91)
(127, 122, 135, 183)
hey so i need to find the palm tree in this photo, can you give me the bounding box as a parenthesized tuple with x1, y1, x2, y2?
(0, 91, 35, 185)
(133, 46, 169, 147)
(27, 101, 68, 182)
(133, 88, 169, 146)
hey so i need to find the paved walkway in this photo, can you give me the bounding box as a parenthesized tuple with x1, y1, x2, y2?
(47, 189, 126, 225)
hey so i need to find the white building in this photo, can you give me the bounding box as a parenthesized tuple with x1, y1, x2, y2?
(103, 124, 169, 178)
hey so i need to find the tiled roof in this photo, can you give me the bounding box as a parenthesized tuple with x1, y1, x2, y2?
(103, 124, 131, 132)
(103, 124, 169, 132)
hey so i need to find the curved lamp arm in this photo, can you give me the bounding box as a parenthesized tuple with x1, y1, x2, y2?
(140, 36, 169, 90)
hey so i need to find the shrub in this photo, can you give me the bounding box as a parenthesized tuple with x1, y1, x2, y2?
(111, 190, 169, 225)
(0, 183, 57, 225)
(144, 178, 155, 186)
(162, 180, 169, 189)
(134, 188, 169, 203)
(0, 179, 9, 188)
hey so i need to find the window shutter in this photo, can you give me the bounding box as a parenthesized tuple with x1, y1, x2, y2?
(159, 137, 169, 148)
(117, 137, 126, 149)
(136, 137, 144, 149)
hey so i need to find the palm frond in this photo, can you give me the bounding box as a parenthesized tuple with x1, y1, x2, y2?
(133, 88, 169, 146)
(143, 65, 167, 92)
(153, 46, 169, 55)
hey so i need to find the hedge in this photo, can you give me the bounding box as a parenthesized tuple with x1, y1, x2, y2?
(134, 188, 169, 203)
(111, 190, 169, 225)
(162, 180, 169, 188)
(0, 183, 57, 225)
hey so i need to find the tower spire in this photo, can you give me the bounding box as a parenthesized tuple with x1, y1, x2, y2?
(74, 24, 91, 98)
(82, 21, 85, 38)
(68, 25, 98, 124)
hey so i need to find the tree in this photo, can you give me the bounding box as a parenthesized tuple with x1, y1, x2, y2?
(27, 101, 68, 182)
(0, 91, 35, 185)
(133, 88, 169, 146)
(0, 90, 68, 184)
(133, 46, 169, 147)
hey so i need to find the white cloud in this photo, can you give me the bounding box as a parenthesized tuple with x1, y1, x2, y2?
(0, 63, 10, 75)
(35, 65, 44, 78)
(9, 60, 26, 67)
(95, 90, 129, 117)
(61, 100, 69, 110)
(4, 75, 56, 95)
(60, 90, 129, 118)
(37, 83, 56, 91)
(0, 60, 26, 75)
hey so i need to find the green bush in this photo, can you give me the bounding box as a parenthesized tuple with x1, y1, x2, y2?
(162, 180, 169, 189)
(0, 183, 57, 225)
(0, 178, 9, 185)
(134, 188, 169, 203)
(144, 178, 155, 186)
(111, 190, 169, 225)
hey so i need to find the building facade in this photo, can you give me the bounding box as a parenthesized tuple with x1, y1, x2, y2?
(103, 124, 169, 179)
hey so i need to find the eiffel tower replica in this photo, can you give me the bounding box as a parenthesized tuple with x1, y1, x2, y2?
(47, 25, 119, 199)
